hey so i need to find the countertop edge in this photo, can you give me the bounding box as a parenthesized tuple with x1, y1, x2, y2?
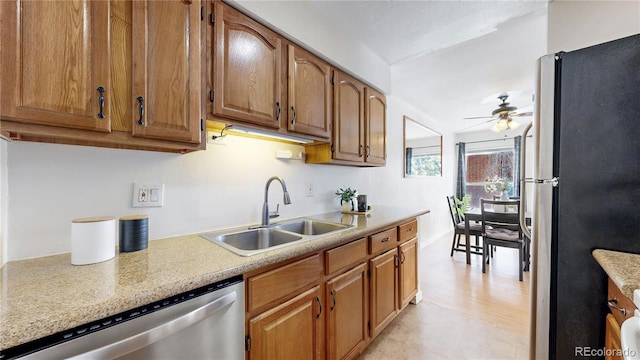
(0, 207, 430, 351)
(593, 249, 640, 300)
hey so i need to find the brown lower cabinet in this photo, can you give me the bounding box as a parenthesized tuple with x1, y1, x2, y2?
(249, 286, 323, 360)
(244, 218, 419, 359)
(605, 278, 637, 360)
(327, 263, 368, 360)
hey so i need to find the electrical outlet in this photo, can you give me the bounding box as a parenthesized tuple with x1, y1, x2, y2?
(132, 183, 164, 207)
(305, 182, 313, 197)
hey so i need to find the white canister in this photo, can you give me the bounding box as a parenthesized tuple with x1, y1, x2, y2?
(71, 216, 116, 265)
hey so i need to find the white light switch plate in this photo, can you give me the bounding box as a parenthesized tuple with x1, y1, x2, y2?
(132, 183, 164, 207)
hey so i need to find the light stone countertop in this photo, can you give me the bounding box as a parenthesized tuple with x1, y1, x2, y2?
(593, 249, 640, 300)
(0, 206, 429, 351)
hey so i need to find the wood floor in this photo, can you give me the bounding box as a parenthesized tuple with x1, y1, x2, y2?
(359, 231, 530, 359)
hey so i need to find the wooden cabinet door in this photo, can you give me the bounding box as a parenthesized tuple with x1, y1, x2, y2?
(249, 286, 322, 360)
(213, 2, 282, 128)
(287, 45, 331, 139)
(131, 0, 202, 143)
(333, 71, 365, 163)
(369, 248, 398, 338)
(398, 237, 418, 310)
(605, 313, 623, 360)
(1, 0, 110, 132)
(365, 87, 386, 165)
(327, 263, 367, 360)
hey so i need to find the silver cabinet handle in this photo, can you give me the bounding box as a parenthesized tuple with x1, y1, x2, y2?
(608, 298, 627, 316)
(69, 291, 237, 359)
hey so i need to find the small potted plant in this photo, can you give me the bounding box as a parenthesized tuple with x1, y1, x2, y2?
(335, 187, 357, 212)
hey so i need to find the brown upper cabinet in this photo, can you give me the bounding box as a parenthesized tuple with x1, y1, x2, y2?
(1, 0, 204, 153)
(211, 1, 283, 129)
(131, 0, 203, 144)
(287, 45, 332, 139)
(365, 87, 387, 165)
(305, 70, 386, 166)
(1, 0, 111, 132)
(333, 71, 366, 162)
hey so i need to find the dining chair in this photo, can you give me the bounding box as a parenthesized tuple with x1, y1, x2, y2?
(447, 195, 482, 257)
(480, 199, 526, 281)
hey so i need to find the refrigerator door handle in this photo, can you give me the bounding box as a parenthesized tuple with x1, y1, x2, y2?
(534, 177, 560, 187)
(520, 121, 533, 240)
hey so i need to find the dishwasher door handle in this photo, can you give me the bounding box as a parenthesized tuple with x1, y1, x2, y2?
(69, 291, 238, 360)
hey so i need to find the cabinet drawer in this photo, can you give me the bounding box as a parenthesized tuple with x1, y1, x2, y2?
(369, 228, 397, 255)
(398, 219, 417, 243)
(325, 237, 367, 276)
(248, 254, 321, 313)
(607, 278, 637, 325)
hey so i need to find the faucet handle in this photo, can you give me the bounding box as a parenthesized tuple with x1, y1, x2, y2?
(269, 204, 280, 219)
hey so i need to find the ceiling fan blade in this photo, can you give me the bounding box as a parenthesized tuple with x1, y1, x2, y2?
(458, 119, 493, 132)
(463, 116, 494, 120)
(512, 111, 533, 117)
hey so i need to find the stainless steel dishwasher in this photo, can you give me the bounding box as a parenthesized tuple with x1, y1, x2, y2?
(3, 275, 244, 360)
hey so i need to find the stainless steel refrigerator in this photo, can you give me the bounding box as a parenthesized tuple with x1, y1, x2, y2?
(526, 34, 640, 359)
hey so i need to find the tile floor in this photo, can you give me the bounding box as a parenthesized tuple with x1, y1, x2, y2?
(359, 232, 530, 359)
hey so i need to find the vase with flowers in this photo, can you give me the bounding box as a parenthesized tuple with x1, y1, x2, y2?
(335, 187, 357, 212)
(484, 175, 512, 200)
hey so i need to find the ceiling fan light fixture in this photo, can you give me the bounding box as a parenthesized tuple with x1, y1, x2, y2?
(508, 119, 521, 130)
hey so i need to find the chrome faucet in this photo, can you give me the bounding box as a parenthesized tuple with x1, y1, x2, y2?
(262, 176, 292, 227)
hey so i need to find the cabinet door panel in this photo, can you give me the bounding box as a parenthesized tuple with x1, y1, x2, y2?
(288, 45, 331, 138)
(1, 0, 110, 132)
(399, 237, 418, 309)
(213, 2, 282, 128)
(132, 0, 201, 143)
(327, 263, 367, 360)
(249, 286, 321, 360)
(369, 248, 398, 337)
(333, 71, 364, 162)
(365, 87, 386, 165)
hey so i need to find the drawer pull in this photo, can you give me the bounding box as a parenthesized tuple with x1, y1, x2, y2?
(316, 296, 322, 318)
(381, 237, 390, 243)
(607, 298, 627, 316)
(330, 290, 337, 311)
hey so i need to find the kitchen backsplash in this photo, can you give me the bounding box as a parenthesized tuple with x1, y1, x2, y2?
(1, 96, 453, 262)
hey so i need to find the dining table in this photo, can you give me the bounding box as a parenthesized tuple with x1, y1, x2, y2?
(463, 206, 532, 268)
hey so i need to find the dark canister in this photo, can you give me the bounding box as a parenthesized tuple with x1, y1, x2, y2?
(119, 215, 149, 252)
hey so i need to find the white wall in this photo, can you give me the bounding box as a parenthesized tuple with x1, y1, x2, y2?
(548, 1, 640, 54)
(4, 94, 452, 260)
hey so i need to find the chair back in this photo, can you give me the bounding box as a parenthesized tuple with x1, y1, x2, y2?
(447, 195, 462, 226)
(480, 199, 521, 234)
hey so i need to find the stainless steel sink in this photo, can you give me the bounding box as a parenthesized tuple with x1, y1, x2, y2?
(200, 218, 353, 256)
(200, 228, 302, 256)
(274, 219, 349, 235)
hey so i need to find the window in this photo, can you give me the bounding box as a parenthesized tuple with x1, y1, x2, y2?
(465, 149, 514, 208)
(409, 153, 442, 176)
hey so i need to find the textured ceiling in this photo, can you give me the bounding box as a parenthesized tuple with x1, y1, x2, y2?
(308, 0, 549, 133)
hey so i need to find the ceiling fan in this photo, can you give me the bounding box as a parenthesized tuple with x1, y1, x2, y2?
(463, 93, 533, 132)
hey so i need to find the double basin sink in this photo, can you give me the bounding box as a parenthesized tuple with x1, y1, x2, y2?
(200, 218, 354, 256)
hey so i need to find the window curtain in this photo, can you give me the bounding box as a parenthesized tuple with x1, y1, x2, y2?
(513, 135, 522, 197)
(405, 147, 413, 175)
(456, 142, 466, 199)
